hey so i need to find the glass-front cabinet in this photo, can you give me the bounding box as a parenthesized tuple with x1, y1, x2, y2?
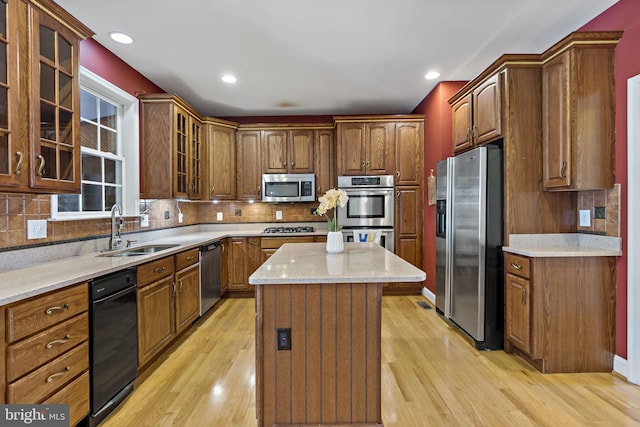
(0, 0, 21, 189)
(0, 0, 92, 194)
(30, 9, 81, 192)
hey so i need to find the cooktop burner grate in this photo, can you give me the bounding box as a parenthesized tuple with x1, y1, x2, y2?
(263, 226, 315, 234)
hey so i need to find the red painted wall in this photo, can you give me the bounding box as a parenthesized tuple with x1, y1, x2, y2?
(79, 38, 164, 96)
(579, 0, 640, 360)
(412, 82, 467, 293)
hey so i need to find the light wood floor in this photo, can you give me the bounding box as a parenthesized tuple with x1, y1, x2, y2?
(102, 296, 640, 426)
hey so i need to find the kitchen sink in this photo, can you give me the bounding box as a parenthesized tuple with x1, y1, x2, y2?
(98, 244, 180, 257)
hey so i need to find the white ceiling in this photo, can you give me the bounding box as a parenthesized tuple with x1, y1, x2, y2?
(56, 0, 618, 117)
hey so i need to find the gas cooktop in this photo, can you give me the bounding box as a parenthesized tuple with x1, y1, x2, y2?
(263, 226, 315, 234)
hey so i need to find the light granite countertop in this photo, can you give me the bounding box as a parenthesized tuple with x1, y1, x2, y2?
(0, 224, 328, 306)
(249, 242, 426, 284)
(503, 233, 622, 257)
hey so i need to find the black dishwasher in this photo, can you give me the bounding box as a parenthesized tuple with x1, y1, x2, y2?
(87, 268, 137, 427)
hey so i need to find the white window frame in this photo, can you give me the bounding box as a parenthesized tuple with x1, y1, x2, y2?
(51, 66, 139, 219)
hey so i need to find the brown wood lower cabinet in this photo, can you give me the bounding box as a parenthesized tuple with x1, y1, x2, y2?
(137, 249, 200, 368)
(1, 282, 90, 425)
(504, 252, 615, 373)
(256, 282, 382, 427)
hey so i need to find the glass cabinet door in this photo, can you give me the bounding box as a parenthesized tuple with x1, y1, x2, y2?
(189, 116, 201, 199)
(0, 0, 22, 189)
(173, 106, 188, 197)
(30, 10, 81, 192)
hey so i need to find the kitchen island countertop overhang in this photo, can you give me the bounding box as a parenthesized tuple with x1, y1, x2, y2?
(248, 242, 426, 285)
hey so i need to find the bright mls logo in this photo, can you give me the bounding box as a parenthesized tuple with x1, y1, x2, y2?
(0, 405, 68, 426)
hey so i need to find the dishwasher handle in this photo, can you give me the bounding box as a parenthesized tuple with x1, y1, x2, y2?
(200, 241, 221, 252)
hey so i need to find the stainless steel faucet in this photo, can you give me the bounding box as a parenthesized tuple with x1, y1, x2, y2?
(109, 204, 123, 251)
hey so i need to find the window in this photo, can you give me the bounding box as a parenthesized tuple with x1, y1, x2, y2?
(52, 67, 139, 218)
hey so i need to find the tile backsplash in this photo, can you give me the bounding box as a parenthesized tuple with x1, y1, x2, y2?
(0, 192, 321, 250)
(577, 183, 621, 237)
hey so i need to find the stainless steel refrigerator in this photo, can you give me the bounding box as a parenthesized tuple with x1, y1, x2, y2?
(435, 158, 453, 317)
(436, 145, 503, 350)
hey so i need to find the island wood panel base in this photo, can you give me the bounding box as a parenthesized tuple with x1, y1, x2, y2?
(256, 282, 382, 427)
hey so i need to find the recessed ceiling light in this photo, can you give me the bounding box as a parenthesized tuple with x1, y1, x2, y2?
(222, 75, 237, 84)
(425, 71, 440, 80)
(109, 32, 133, 44)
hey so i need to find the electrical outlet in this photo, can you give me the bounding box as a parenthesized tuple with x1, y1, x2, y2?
(140, 214, 149, 227)
(27, 219, 47, 239)
(277, 328, 291, 350)
(178, 213, 184, 223)
(579, 209, 591, 227)
(276, 210, 283, 220)
(594, 206, 606, 219)
(217, 212, 223, 221)
(164, 211, 170, 220)
(235, 209, 242, 216)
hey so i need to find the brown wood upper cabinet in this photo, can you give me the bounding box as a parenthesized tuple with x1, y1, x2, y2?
(262, 129, 314, 174)
(394, 121, 423, 186)
(204, 119, 238, 200)
(314, 128, 335, 194)
(541, 32, 621, 191)
(335, 120, 394, 176)
(140, 94, 203, 200)
(236, 130, 262, 200)
(0, 0, 92, 194)
(451, 73, 502, 154)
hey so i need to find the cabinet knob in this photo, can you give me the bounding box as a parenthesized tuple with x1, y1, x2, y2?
(15, 151, 23, 175)
(396, 170, 400, 178)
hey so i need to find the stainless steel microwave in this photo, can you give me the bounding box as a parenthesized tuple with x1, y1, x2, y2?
(262, 174, 316, 203)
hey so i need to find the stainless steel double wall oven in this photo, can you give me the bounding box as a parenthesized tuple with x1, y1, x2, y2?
(337, 175, 394, 252)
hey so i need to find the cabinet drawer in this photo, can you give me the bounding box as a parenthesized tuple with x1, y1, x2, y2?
(7, 283, 88, 343)
(175, 248, 199, 271)
(261, 236, 315, 249)
(7, 342, 88, 404)
(138, 256, 175, 286)
(7, 313, 89, 382)
(44, 370, 90, 427)
(504, 253, 531, 279)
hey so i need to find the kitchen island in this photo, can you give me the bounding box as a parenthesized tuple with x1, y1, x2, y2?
(249, 242, 426, 427)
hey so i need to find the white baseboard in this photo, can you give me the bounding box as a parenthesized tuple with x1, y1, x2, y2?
(421, 287, 436, 305)
(614, 355, 628, 381)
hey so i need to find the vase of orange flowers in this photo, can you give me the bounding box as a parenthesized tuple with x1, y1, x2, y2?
(314, 188, 349, 253)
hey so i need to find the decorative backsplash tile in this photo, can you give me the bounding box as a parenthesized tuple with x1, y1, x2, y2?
(0, 192, 322, 251)
(577, 184, 620, 237)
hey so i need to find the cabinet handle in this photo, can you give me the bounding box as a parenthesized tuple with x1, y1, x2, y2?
(249, 240, 259, 246)
(210, 186, 215, 195)
(362, 160, 366, 170)
(221, 243, 225, 253)
(560, 161, 567, 179)
(37, 154, 45, 177)
(472, 125, 477, 140)
(257, 185, 261, 195)
(15, 151, 23, 175)
(178, 279, 183, 292)
(46, 367, 70, 383)
(284, 161, 287, 168)
(396, 170, 400, 178)
(186, 255, 194, 260)
(290, 161, 294, 167)
(467, 128, 472, 142)
(46, 335, 70, 349)
(366, 160, 370, 169)
(510, 262, 522, 271)
(521, 288, 527, 305)
(154, 266, 166, 274)
(171, 282, 176, 297)
(317, 186, 321, 193)
(45, 304, 69, 315)
(396, 190, 400, 199)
